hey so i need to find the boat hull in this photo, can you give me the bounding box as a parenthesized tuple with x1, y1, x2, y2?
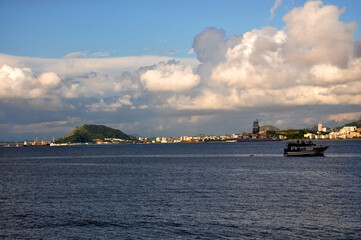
(284, 147, 328, 157)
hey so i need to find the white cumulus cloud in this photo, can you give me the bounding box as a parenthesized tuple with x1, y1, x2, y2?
(140, 61, 200, 92)
(283, 0, 356, 67)
(0, 64, 62, 99)
(165, 0, 361, 111)
(211, 27, 290, 89)
(38, 72, 62, 89)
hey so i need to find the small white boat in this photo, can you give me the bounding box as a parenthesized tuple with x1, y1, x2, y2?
(284, 141, 328, 157)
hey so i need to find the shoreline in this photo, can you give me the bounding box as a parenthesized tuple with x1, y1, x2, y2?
(1, 138, 361, 147)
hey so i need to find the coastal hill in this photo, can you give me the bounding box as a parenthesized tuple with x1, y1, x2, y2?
(343, 119, 361, 128)
(56, 124, 131, 143)
(330, 118, 361, 131)
(305, 125, 318, 131)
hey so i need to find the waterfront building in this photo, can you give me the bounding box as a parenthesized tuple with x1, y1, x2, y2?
(329, 132, 339, 139)
(171, 137, 180, 143)
(181, 136, 190, 142)
(347, 131, 361, 139)
(220, 135, 228, 140)
(339, 126, 357, 134)
(304, 133, 316, 139)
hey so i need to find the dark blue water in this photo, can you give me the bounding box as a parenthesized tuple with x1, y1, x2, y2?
(1, 141, 360, 239)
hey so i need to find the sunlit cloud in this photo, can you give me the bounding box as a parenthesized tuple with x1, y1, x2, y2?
(165, 0, 361, 111)
(328, 111, 361, 122)
(0, 64, 62, 101)
(140, 60, 200, 92)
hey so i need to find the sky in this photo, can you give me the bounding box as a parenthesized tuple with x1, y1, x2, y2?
(1, 0, 361, 141)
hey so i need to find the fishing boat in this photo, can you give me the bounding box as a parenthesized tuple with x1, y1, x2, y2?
(284, 140, 328, 156)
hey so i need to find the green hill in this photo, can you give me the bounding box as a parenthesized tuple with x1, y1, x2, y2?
(343, 119, 361, 128)
(56, 124, 131, 143)
(305, 125, 318, 131)
(334, 118, 361, 131)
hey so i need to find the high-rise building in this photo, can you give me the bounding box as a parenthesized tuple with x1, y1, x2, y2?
(252, 119, 260, 134)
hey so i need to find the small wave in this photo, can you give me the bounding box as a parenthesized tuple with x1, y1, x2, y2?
(38, 219, 131, 229)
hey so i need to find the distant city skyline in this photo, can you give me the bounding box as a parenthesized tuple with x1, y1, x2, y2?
(1, 0, 361, 141)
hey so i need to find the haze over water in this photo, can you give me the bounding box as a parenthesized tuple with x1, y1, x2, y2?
(1, 141, 360, 239)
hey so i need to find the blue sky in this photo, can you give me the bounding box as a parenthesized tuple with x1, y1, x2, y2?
(0, 0, 275, 58)
(1, 0, 359, 59)
(1, 0, 361, 140)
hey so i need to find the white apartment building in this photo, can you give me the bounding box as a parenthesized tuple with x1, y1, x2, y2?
(306, 125, 360, 139)
(339, 126, 357, 134)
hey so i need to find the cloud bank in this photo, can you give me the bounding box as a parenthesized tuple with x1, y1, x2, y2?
(1, 0, 361, 138)
(166, 0, 361, 111)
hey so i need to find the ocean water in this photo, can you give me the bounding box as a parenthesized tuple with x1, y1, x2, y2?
(0, 141, 360, 239)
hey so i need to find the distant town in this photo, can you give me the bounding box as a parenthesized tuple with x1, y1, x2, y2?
(130, 121, 361, 144)
(2, 119, 360, 147)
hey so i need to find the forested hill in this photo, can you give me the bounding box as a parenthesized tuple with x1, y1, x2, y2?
(56, 124, 131, 143)
(343, 119, 361, 128)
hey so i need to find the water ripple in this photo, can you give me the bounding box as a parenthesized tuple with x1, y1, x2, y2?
(1, 142, 360, 239)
